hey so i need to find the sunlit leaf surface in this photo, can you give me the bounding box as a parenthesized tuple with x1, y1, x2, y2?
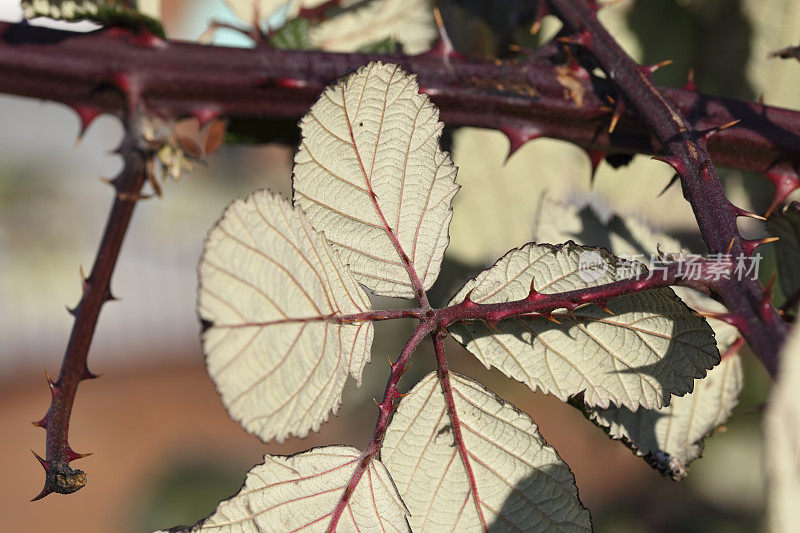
(293, 61, 458, 298)
(198, 190, 373, 442)
(449, 242, 719, 410)
(383, 372, 591, 532)
(186, 446, 409, 532)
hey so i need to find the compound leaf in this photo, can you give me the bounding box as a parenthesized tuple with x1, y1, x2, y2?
(184, 446, 409, 532)
(293, 62, 459, 298)
(448, 242, 719, 410)
(383, 372, 591, 532)
(198, 190, 373, 442)
(765, 322, 800, 532)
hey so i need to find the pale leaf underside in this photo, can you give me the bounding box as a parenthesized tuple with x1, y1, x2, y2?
(765, 321, 800, 532)
(310, 0, 436, 54)
(383, 372, 591, 532)
(449, 242, 719, 410)
(293, 61, 459, 298)
(187, 446, 409, 532)
(590, 353, 743, 479)
(225, 0, 328, 26)
(198, 190, 373, 442)
(534, 198, 742, 477)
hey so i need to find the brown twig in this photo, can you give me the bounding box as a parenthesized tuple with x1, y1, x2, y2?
(546, 0, 789, 376)
(31, 116, 149, 500)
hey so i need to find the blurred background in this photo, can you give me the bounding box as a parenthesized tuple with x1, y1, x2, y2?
(1, 0, 797, 531)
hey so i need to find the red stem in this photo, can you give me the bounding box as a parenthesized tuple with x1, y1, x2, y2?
(432, 331, 488, 530)
(546, 0, 788, 376)
(31, 119, 148, 500)
(0, 22, 799, 181)
(326, 318, 435, 532)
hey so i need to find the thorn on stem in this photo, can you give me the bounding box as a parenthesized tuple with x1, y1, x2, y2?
(499, 125, 542, 162)
(544, 314, 562, 325)
(764, 168, 800, 217)
(586, 149, 605, 185)
(731, 204, 766, 221)
(683, 68, 696, 91)
(694, 311, 748, 331)
(742, 237, 779, 256)
(652, 155, 686, 174)
(640, 59, 673, 77)
(658, 173, 681, 197)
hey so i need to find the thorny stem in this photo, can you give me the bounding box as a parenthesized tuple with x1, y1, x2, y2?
(326, 319, 435, 532)
(327, 256, 727, 530)
(31, 117, 149, 500)
(432, 331, 488, 530)
(1, 22, 800, 183)
(547, 0, 788, 375)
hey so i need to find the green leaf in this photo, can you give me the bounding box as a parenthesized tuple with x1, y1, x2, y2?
(269, 17, 313, 50)
(448, 242, 720, 410)
(293, 61, 459, 298)
(179, 446, 409, 532)
(358, 36, 399, 54)
(383, 373, 591, 532)
(765, 323, 800, 532)
(198, 190, 373, 442)
(767, 201, 800, 306)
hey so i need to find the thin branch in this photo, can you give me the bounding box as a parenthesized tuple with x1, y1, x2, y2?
(326, 318, 436, 532)
(432, 331, 488, 531)
(546, 0, 789, 376)
(439, 259, 736, 327)
(31, 116, 149, 500)
(1, 22, 799, 182)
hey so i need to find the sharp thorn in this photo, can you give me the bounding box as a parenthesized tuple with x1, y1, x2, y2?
(765, 168, 800, 217)
(608, 105, 622, 134)
(742, 237, 779, 255)
(65, 446, 92, 463)
(30, 479, 54, 502)
(651, 155, 686, 174)
(731, 204, 767, 221)
(658, 173, 681, 197)
(387, 353, 393, 367)
(586, 149, 605, 185)
(420, 7, 465, 63)
(31, 450, 51, 473)
(726, 237, 736, 255)
(32, 415, 48, 429)
(600, 304, 615, 315)
(527, 277, 539, 299)
(499, 125, 542, 162)
(372, 398, 381, 409)
(544, 314, 562, 325)
(641, 59, 673, 76)
(463, 288, 477, 306)
(684, 68, 696, 91)
(82, 365, 101, 380)
(486, 321, 501, 334)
